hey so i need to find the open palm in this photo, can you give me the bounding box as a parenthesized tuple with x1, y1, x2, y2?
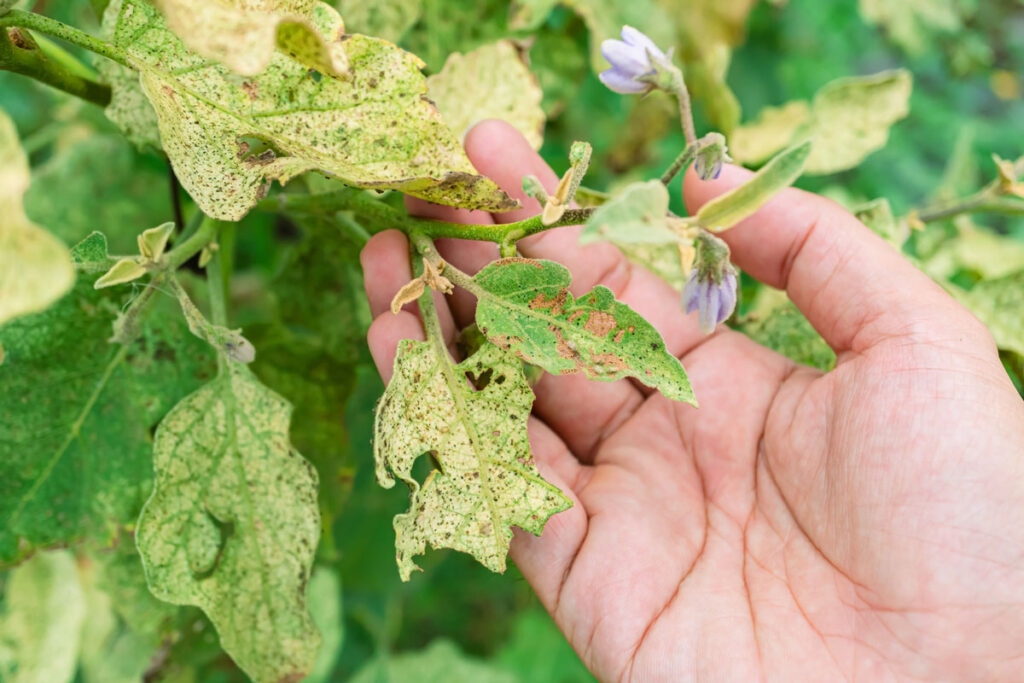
(362, 121, 1024, 682)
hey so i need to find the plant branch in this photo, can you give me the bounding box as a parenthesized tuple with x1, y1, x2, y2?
(660, 142, 700, 186)
(915, 193, 1024, 223)
(263, 188, 597, 245)
(0, 26, 111, 106)
(0, 10, 129, 66)
(669, 70, 697, 147)
(165, 216, 218, 270)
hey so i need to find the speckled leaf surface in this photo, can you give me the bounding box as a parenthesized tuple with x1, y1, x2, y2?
(106, 0, 516, 220)
(427, 40, 545, 150)
(0, 273, 214, 565)
(473, 258, 695, 404)
(0, 550, 86, 683)
(693, 140, 810, 233)
(136, 363, 321, 683)
(0, 109, 74, 328)
(152, 0, 348, 77)
(374, 340, 571, 580)
(729, 101, 811, 166)
(580, 179, 676, 245)
(955, 271, 1024, 357)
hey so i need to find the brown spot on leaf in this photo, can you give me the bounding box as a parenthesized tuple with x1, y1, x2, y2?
(584, 311, 617, 337)
(528, 290, 568, 316)
(241, 80, 259, 100)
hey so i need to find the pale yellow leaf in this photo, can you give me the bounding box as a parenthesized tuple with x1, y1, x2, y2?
(730, 100, 811, 165)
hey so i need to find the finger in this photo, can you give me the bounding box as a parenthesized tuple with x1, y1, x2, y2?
(367, 309, 424, 384)
(682, 165, 976, 353)
(360, 229, 458, 349)
(404, 197, 498, 328)
(463, 120, 707, 361)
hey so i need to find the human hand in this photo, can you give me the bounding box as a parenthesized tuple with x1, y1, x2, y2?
(361, 120, 1024, 682)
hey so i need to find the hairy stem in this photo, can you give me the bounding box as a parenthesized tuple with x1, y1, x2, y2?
(915, 194, 1024, 223)
(670, 70, 697, 147)
(0, 26, 111, 106)
(660, 141, 700, 186)
(166, 216, 218, 270)
(0, 10, 129, 66)
(263, 188, 597, 245)
(411, 232, 483, 298)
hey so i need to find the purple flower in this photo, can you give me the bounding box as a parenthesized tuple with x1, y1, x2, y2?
(694, 132, 731, 181)
(599, 26, 671, 95)
(683, 267, 737, 334)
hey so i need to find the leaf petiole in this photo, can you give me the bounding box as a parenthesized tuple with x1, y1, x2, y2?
(0, 9, 129, 67)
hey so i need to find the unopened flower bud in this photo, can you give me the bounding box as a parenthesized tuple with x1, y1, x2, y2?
(683, 231, 738, 334)
(599, 26, 676, 95)
(694, 133, 731, 181)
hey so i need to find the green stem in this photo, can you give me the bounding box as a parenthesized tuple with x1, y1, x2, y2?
(411, 232, 483, 298)
(670, 70, 697, 147)
(915, 193, 1024, 223)
(166, 216, 217, 270)
(0, 10, 129, 66)
(660, 141, 700, 186)
(263, 188, 596, 245)
(0, 25, 111, 106)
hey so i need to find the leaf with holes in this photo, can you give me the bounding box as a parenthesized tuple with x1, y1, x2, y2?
(152, 0, 348, 77)
(136, 363, 321, 683)
(472, 258, 695, 404)
(375, 340, 571, 580)
(104, 0, 517, 221)
(427, 40, 545, 149)
(0, 108, 74, 328)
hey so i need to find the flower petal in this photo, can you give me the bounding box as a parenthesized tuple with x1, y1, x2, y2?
(682, 271, 700, 313)
(620, 25, 667, 62)
(600, 39, 651, 77)
(699, 278, 721, 334)
(716, 272, 738, 324)
(599, 67, 649, 94)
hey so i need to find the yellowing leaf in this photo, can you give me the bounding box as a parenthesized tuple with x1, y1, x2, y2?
(137, 221, 174, 262)
(94, 257, 146, 288)
(580, 179, 677, 245)
(730, 101, 811, 165)
(0, 551, 86, 683)
(805, 70, 912, 174)
(954, 271, 1024, 357)
(335, 0, 421, 42)
(107, 0, 517, 220)
(859, 0, 961, 54)
(473, 258, 695, 403)
(427, 40, 545, 150)
(730, 71, 912, 174)
(153, 0, 348, 77)
(136, 364, 321, 683)
(375, 340, 571, 580)
(926, 224, 1024, 280)
(694, 140, 811, 233)
(0, 109, 74, 327)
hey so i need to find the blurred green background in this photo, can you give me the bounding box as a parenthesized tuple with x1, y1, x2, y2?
(1, 0, 1022, 681)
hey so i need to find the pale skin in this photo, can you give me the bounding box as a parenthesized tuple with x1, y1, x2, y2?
(361, 120, 1024, 682)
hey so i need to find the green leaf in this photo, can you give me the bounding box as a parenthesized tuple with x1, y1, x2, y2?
(580, 179, 677, 245)
(741, 299, 836, 371)
(106, 0, 517, 220)
(136, 363, 321, 683)
(730, 70, 912, 174)
(853, 198, 910, 249)
(350, 640, 520, 683)
(924, 224, 1024, 281)
(693, 140, 811, 233)
(375, 340, 571, 579)
(472, 258, 695, 403)
(335, 0, 421, 42)
(70, 231, 116, 272)
(94, 257, 147, 288)
(0, 108, 74, 328)
(305, 566, 344, 683)
(0, 551, 86, 683)
(152, 0, 348, 77)
(427, 40, 545, 150)
(0, 279, 215, 564)
(955, 271, 1024, 357)
(804, 70, 912, 174)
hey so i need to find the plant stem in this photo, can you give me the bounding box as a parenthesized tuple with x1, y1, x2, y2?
(660, 142, 699, 186)
(0, 9, 129, 66)
(915, 193, 1024, 223)
(411, 232, 484, 299)
(263, 188, 597, 245)
(670, 70, 697, 147)
(0, 25, 111, 106)
(166, 216, 218, 270)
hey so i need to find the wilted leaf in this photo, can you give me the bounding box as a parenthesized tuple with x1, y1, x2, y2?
(0, 278, 214, 565)
(136, 363, 321, 683)
(375, 340, 571, 579)
(153, 0, 348, 77)
(0, 108, 74, 328)
(106, 0, 516, 220)
(580, 179, 677, 244)
(335, 0, 421, 42)
(350, 639, 520, 683)
(955, 271, 1024, 357)
(693, 140, 811, 232)
(730, 71, 911, 174)
(730, 101, 811, 166)
(805, 70, 912, 174)
(473, 258, 695, 403)
(427, 40, 545, 150)
(0, 551, 86, 683)
(859, 0, 962, 54)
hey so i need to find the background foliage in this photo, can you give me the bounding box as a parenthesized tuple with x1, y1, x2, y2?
(1, 0, 1022, 681)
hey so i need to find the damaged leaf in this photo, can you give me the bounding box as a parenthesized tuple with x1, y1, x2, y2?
(473, 258, 695, 404)
(375, 340, 571, 580)
(136, 363, 321, 683)
(427, 39, 545, 150)
(580, 179, 677, 245)
(105, 0, 517, 220)
(0, 108, 74, 328)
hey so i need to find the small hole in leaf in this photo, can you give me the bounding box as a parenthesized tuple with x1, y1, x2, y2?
(410, 450, 443, 487)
